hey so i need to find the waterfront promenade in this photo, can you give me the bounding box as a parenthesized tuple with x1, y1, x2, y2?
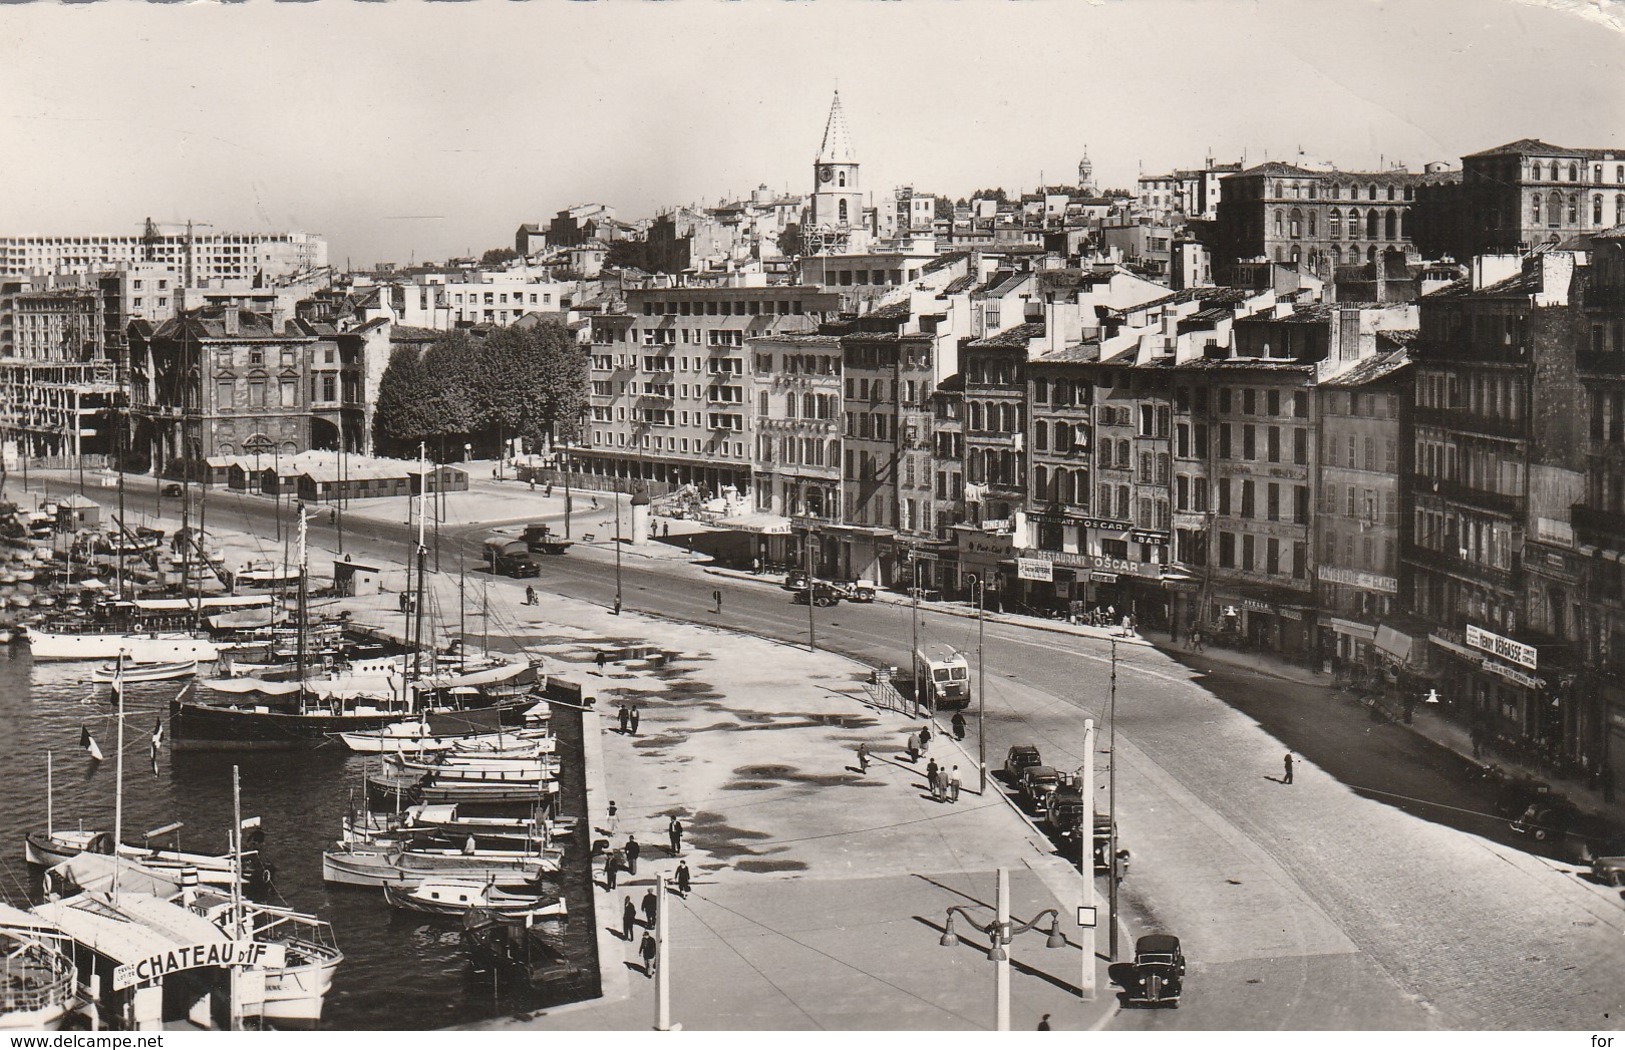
(469, 597, 1118, 1031)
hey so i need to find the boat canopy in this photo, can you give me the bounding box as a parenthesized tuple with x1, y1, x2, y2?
(0, 901, 60, 933)
(131, 595, 274, 612)
(208, 607, 286, 630)
(202, 673, 407, 700)
(47, 854, 184, 898)
(32, 893, 226, 968)
(417, 658, 532, 691)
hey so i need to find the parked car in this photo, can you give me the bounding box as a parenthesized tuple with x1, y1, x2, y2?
(840, 579, 877, 602)
(160, 482, 184, 497)
(791, 581, 842, 607)
(1019, 765, 1062, 811)
(1003, 744, 1042, 781)
(1583, 839, 1625, 886)
(782, 569, 808, 592)
(1511, 796, 1582, 841)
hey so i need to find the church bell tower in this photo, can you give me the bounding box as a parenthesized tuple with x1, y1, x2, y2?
(806, 91, 864, 253)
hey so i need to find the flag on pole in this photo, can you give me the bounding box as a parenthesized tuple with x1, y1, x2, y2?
(151, 717, 164, 749)
(80, 725, 104, 762)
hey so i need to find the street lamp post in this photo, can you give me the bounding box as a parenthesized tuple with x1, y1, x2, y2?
(939, 867, 1067, 1031)
(910, 553, 922, 712)
(1107, 638, 1120, 961)
(805, 527, 816, 652)
(612, 484, 623, 615)
(968, 573, 987, 794)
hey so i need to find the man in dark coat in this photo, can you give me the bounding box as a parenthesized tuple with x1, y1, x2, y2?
(951, 712, 967, 741)
(1283, 752, 1294, 785)
(640, 931, 658, 977)
(630, 708, 641, 736)
(622, 895, 637, 940)
(625, 834, 641, 875)
(642, 888, 658, 927)
(676, 860, 691, 897)
(668, 815, 683, 855)
(604, 848, 621, 890)
(618, 704, 630, 734)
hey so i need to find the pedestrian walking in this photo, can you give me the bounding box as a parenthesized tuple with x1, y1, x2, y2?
(926, 758, 940, 799)
(625, 834, 641, 875)
(606, 800, 619, 836)
(663, 521, 670, 539)
(668, 815, 683, 855)
(951, 712, 966, 741)
(906, 732, 920, 764)
(642, 888, 658, 927)
(640, 931, 658, 977)
(751, 557, 762, 574)
(622, 895, 637, 940)
(918, 723, 932, 748)
(947, 765, 962, 802)
(630, 708, 641, 736)
(618, 704, 630, 733)
(1037, 1015, 1052, 1031)
(604, 849, 621, 890)
(598, 651, 610, 672)
(856, 742, 870, 773)
(1283, 752, 1294, 785)
(676, 860, 691, 897)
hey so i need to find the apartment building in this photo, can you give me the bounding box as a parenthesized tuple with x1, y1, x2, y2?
(0, 226, 325, 283)
(1405, 251, 1586, 758)
(580, 286, 841, 496)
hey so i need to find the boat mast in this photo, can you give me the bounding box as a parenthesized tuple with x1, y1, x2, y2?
(112, 651, 125, 897)
(412, 442, 428, 686)
(296, 505, 308, 704)
(46, 750, 53, 835)
(230, 764, 244, 1033)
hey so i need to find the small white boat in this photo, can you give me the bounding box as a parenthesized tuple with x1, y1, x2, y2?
(91, 659, 198, 683)
(335, 721, 549, 754)
(0, 906, 76, 1032)
(384, 880, 566, 919)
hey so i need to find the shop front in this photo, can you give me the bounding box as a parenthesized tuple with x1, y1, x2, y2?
(956, 526, 1015, 609)
(1207, 584, 1315, 655)
(1021, 548, 1168, 625)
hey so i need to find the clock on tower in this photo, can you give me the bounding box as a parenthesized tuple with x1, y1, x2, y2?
(818, 165, 834, 184)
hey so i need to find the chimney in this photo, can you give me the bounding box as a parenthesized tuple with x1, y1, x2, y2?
(223, 306, 240, 337)
(1375, 250, 1387, 304)
(271, 306, 286, 333)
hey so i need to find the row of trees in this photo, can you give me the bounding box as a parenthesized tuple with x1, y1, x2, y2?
(372, 321, 589, 460)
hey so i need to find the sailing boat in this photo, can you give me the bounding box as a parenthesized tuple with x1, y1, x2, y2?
(25, 678, 264, 888)
(170, 479, 536, 751)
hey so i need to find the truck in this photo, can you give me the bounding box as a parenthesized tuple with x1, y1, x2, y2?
(522, 522, 574, 556)
(484, 537, 540, 578)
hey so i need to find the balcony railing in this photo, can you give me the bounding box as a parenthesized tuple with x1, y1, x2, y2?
(1412, 405, 1529, 441)
(1572, 503, 1625, 540)
(1428, 477, 1526, 518)
(1403, 543, 1519, 590)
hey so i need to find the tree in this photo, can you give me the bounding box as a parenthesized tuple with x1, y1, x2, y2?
(481, 247, 519, 267)
(970, 188, 1009, 203)
(372, 345, 431, 455)
(776, 222, 802, 258)
(934, 196, 955, 221)
(606, 239, 651, 272)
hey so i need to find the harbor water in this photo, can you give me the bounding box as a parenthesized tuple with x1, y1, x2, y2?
(0, 644, 600, 1030)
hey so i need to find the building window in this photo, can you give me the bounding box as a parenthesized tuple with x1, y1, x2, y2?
(1570, 162, 1580, 182)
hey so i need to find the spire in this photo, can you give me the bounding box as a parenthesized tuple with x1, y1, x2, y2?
(816, 91, 856, 165)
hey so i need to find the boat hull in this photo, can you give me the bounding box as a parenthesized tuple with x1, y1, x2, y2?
(172, 697, 529, 751)
(322, 849, 556, 888)
(259, 951, 341, 1029)
(91, 660, 197, 684)
(25, 830, 248, 887)
(25, 629, 219, 663)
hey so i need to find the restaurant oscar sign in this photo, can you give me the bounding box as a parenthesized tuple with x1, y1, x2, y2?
(114, 941, 288, 990)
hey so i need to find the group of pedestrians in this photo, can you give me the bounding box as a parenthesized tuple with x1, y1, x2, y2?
(617, 703, 641, 736)
(924, 757, 962, 802)
(599, 810, 693, 979)
(858, 719, 962, 802)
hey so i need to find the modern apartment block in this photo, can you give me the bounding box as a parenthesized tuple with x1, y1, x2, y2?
(580, 286, 842, 495)
(0, 225, 326, 282)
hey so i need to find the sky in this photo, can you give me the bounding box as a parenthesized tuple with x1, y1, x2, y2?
(1, 0, 1623, 267)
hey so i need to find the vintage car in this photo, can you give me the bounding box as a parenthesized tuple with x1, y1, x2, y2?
(1018, 765, 1062, 812)
(1125, 934, 1185, 1007)
(1003, 744, 1042, 781)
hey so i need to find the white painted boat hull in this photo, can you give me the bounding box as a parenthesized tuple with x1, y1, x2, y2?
(24, 628, 219, 663)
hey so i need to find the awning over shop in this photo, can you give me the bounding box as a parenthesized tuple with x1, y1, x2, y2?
(1329, 617, 1378, 642)
(1373, 624, 1413, 661)
(714, 513, 792, 535)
